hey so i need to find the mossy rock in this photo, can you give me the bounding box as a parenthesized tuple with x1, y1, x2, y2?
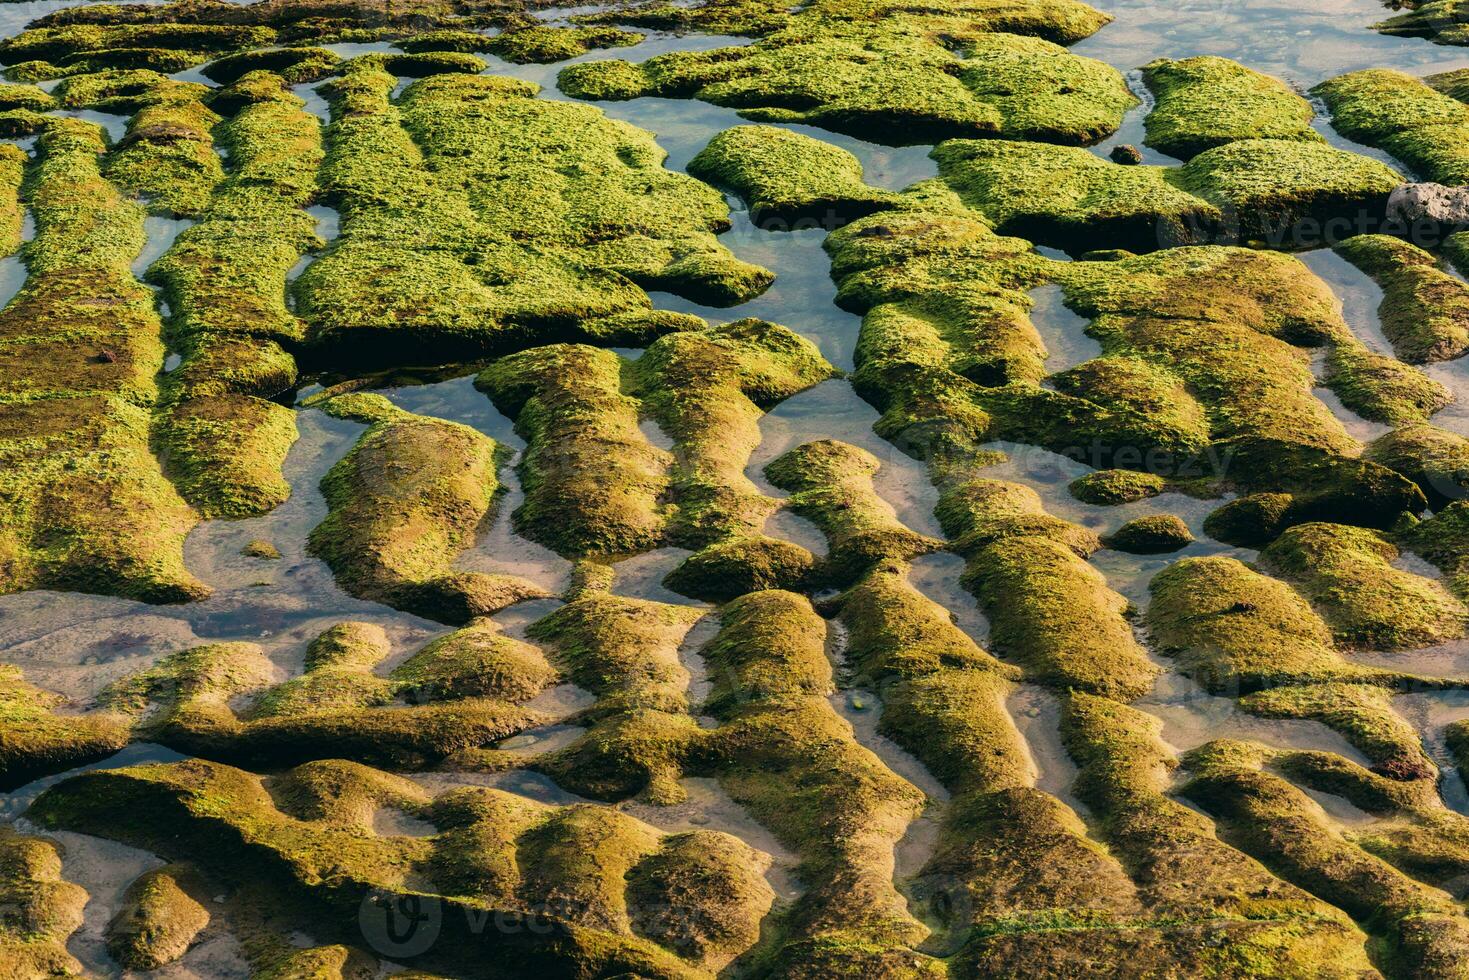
(301, 66, 766, 363)
(1313, 68, 1469, 184)
(1141, 56, 1321, 160)
(934, 137, 1400, 252)
(308, 395, 549, 622)
(1068, 469, 1167, 505)
(663, 535, 816, 602)
(560, 24, 1133, 147)
(1368, 423, 1469, 508)
(688, 125, 902, 227)
(1334, 234, 1469, 364)
(106, 865, 209, 970)
(1102, 513, 1192, 554)
(1259, 521, 1467, 651)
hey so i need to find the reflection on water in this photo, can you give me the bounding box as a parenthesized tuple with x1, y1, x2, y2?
(1074, 0, 1466, 85)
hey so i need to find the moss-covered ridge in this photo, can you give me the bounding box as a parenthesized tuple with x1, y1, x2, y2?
(298, 64, 767, 364)
(560, 23, 1134, 147)
(932, 136, 1401, 254)
(308, 393, 549, 624)
(95, 620, 557, 770)
(0, 117, 206, 603)
(29, 756, 771, 977)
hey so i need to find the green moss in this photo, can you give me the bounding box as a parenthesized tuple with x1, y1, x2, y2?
(341, 50, 488, 77)
(1313, 68, 1469, 184)
(1147, 555, 1427, 692)
(101, 637, 545, 771)
(1400, 500, 1469, 599)
(1141, 56, 1322, 159)
(1059, 693, 1372, 955)
(1102, 513, 1192, 553)
(146, 72, 322, 519)
(933, 137, 1400, 252)
(1376, 0, 1469, 45)
(634, 318, 834, 545)
(394, 619, 558, 705)
(301, 67, 764, 361)
(690, 125, 902, 227)
(0, 23, 276, 69)
(1068, 468, 1167, 505)
(106, 865, 209, 970)
(936, 476, 1101, 557)
(1323, 342, 1451, 426)
(839, 562, 1012, 685)
(309, 395, 548, 623)
(1260, 521, 1467, 650)
(560, 23, 1132, 147)
(0, 829, 87, 977)
(663, 535, 816, 602)
(765, 439, 944, 585)
(962, 534, 1154, 698)
(31, 757, 762, 977)
(0, 664, 128, 790)
(102, 79, 223, 215)
(0, 118, 206, 603)
(479, 345, 673, 558)
(1334, 234, 1469, 364)
(1242, 683, 1437, 782)
(1368, 423, 1469, 508)
(488, 26, 643, 64)
(202, 46, 340, 85)
(1183, 746, 1469, 974)
(699, 589, 932, 963)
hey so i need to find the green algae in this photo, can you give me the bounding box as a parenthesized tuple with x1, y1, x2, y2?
(1068, 468, 1168, 505)
(1334, 234, 1469, 364)
(30, 757, 768, 977)
(1141, 56, 1321, 160)
(765, 439, 944, 585)
(0, 829, 87, 977)
(308, 394, 548, 623)
(560, 23, 1133, 147)
(1102, 513, 1192, 553)
(933, 137, 1400, 253)
(1147, 555, 1446, 694)
(688, 125, 901, 227)
(633, 317, 835, 547)
(300, 66, 765, 363)
(0, 118, 206, 604)
(106, 865, 210, 970)
(0, 664, 128, 791)
(1368, 423, 1469, 508)
(478, 345, 673, 558)
(1313, 68, 1469, 184)
(1259, 522, 1467, 651)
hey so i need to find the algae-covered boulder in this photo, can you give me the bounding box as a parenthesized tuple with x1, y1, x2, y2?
(688, 125, 901, 227)
(1142, 56, 1321, 160)
(106, 865, 210, 970)
(308, 394, 548, 622)
(561, 24, 1133, 146)
(1069, 468, 1168, 505)
(1313, 68, 1469, 185)
(1103, 513, 1193, 553)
